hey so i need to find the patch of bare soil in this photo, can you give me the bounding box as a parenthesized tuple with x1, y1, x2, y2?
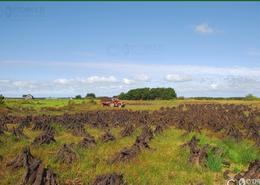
(65, 178, 83, 185)
(6, 146, 37, 169)
(71, 123, 87, 137)
(6, 146, 59, 185)
(120, 124, 134, 137)
(100, 130, 115, 142)
(182, 136, 208, 167)
(235, 160, 260, 179)
(79, 134, 96, 148)
(21, 160, 59, 185)
(0, 121, 7, 135)
(225, 126, 243, 142)
(56, 144, 78, 164)
(109, 146, 139, 164)
(0, 126, 4, 135)
(12, 126, 28, 141)
(133, 126, 153, 150)
(32, 130, 55, 146)
(32, 120, 52, 132)
(154, 123, 166, 134)
(110, 126, 154, 164)
(92, 173, 126, 185)
(62, 120, 88, 137)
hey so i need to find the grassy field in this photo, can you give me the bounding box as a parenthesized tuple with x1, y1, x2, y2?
(1, 98, 260, 114)
(0, 99, 260, 185)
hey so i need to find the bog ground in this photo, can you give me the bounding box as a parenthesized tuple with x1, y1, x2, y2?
(0, 99, 259, 185)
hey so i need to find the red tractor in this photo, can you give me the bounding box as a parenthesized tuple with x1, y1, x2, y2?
(101, 98, 125, 108)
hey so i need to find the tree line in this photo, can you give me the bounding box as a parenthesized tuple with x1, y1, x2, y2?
(75, 93, 96, 99)
(118, 88, 177, 100)
(186, 94, 258, 101)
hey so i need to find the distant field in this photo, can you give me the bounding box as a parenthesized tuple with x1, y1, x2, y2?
(1, 98, 260, 115)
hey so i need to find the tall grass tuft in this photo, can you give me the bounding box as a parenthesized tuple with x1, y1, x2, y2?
(206, 150, 223, 172)
(221, 138, 260, 165)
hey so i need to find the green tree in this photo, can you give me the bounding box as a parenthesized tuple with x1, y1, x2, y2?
(118, 87, 177, 100)
(244, 94, 258, 100)
(75, 95, 82, 99)
(0, 94, 4, 104)
(86, 93, 96, 98)
(118, 92, 128, 100)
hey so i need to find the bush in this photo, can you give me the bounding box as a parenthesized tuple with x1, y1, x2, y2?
(118, 87, 177, 100)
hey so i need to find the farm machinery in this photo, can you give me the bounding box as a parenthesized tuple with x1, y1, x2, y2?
(101, 98, 125, 108)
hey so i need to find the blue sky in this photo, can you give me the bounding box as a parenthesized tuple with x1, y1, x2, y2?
(1, 2, 260, 97)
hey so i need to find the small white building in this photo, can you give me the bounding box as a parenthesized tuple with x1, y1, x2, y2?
(22, 94, 34, 100)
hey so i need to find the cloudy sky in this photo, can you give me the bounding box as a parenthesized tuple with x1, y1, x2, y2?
(1, 2, 260, 97)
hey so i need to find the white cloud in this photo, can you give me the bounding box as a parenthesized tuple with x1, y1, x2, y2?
(226, 76, 260, 90)
(210, 83, 219, 90)
(0, 80, 10, 83)
(54, 78, 72, 85)
(121, 74, 150, 85)
(165, 74, 192, 82)
(6, 60, 260, 80)
(133, 74, 150, 82)
(195, 23, 215, 34)
(2, 60, 260, 97)
(54, 76, 117, 85)
(123, 78, 135, 85)
(3, 60, 260, 79)
(0, 76, 120, 97)
(1, 73, 260, 97)
(83, 75, 117, 84)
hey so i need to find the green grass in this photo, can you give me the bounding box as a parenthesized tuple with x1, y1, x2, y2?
(1, 125, 259, 185)
(221, 139, 259, 165)
(206, 150, 223, 172)
(2, 99, 104, 115)
(1, 99, 260, 184)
